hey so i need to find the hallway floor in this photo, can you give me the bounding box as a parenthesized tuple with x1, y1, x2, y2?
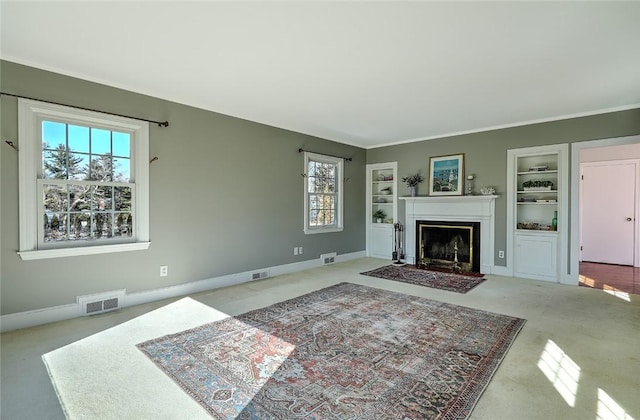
(579, 261, 640, 295)
(2, 258, 640, 419)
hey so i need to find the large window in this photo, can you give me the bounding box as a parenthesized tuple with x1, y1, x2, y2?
(18, 99, 150, 260)
(304, 152, 344, 234)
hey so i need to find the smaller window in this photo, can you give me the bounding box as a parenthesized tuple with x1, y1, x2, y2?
(304, 152, 344, 234)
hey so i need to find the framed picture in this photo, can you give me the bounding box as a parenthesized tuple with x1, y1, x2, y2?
(429, 154, 464, 196)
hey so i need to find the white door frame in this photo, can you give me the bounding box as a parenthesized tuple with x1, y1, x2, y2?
(570, 135, 640, 285)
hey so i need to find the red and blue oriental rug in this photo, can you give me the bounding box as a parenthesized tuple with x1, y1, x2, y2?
(138, 283, 524, 419)
(361, 265, 486, 293)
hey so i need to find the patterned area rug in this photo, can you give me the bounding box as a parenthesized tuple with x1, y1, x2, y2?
(361, 265, 486, 293)
(138, 283, 524, 419)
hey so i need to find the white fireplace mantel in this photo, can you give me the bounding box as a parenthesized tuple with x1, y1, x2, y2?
(399, 195, 498, 274)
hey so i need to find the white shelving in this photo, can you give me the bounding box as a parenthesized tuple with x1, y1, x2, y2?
(507, 144, 568, 282)
(366, 162, 397, 259)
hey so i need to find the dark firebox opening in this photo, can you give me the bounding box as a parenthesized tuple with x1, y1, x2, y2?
(416, 220, 481, 273)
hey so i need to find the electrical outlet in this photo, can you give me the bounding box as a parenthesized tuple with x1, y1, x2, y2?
(160, 265, 168, 277)
(498, 250, 505, 259)
(299, 246, 303, 255)
(294, 247, 299, 255)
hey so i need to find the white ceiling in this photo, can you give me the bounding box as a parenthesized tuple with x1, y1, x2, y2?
(2, 1, 639, 149)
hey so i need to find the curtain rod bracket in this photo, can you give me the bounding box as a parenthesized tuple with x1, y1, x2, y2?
(4, 140, 18, 151)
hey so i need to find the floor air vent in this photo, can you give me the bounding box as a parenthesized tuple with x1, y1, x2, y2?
(78, 290, 125, 316)
(321, 252, 337, 265)
(251, 270, 270, 281)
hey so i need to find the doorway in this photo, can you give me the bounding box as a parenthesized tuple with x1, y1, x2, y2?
(573, 140, 640, 294)
(580, 160, 636, 265)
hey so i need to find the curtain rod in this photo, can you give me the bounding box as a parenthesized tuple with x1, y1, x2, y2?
(298, 148, 353, 162)
(0, 91, 169, 127)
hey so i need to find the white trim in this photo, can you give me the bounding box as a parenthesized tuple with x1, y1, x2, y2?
(18, 242, 151, 261)
(570, 135, 640, 284)
(6, 55, 639, 151)
(399, 195, 497, 274)
(17, 98, 150, 259)
(368, 104, 640, 149)
(0, 251, 366, 333)
(490, 265, 512, 277)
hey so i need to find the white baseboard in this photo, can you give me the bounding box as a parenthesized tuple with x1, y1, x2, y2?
(0, 251, 366, 333)
(490, 265, 511, 277)
(0, 303, 81, 333)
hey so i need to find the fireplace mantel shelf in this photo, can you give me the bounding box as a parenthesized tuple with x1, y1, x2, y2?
(400, 195, 499, 202)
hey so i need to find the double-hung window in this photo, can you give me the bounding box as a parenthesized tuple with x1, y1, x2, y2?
(17, 99, 150, 260)
(303, 152, 344, 234)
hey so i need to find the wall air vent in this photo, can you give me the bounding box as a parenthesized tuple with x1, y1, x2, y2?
(320, 252, 337, 265)
(251, 270, 270, 281)
(77, 290, 125, 316)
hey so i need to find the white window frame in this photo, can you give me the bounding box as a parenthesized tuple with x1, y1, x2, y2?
(303, 152, 344, 234)
(17, 99, 150, 260)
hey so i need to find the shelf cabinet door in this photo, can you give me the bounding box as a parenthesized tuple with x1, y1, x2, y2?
(514, 233, 558, 281)
(370, 224, 393, 259)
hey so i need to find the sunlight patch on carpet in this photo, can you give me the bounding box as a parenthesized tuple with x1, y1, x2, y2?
(538, 339, 581, 407)
(597, 388, 635, 420)
(42, 297, 230, 419)
(138, 282, 525, 419)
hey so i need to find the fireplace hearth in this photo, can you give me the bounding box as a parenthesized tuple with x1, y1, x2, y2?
(416, 220, 481, 273)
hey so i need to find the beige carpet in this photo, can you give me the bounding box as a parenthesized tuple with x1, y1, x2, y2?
(43, 298, 225, 419)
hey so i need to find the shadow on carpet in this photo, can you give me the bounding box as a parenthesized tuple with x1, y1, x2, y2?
(138, 282, 525, 419)
(361, 264, 486, 293)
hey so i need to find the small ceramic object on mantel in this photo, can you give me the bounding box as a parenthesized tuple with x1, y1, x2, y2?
(480, 187, 496, 195)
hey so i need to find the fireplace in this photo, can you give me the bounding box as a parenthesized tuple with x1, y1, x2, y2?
(416, 220, 481, 273)
(399, 195, 497, 274)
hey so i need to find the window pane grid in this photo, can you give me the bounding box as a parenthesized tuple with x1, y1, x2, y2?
(307, 157, 340, 228)
(40, 180, 134, 243)
(19, 99, 149, 257)
(42, 120, 132, 183)
(308, 193, 337, 227)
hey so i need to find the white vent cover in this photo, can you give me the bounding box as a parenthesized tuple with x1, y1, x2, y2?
(77, 290, 125, 316)
(320, 252, 337, 265)
(251, 270, 270, 281)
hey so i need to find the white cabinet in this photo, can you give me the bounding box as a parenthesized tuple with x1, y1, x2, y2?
(507, 144, 568, 282)
(370, 224, 394, 259)
(366, 162, 397, 259)
(514, 232, 558, 281)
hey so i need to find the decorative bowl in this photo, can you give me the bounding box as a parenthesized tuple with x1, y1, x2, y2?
(480, 187, 496, 195)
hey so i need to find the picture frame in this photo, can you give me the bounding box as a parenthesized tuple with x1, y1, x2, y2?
(428, 154, 464, 196)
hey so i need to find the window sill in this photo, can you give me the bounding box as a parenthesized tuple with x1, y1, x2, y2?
(18, 242, 151, 261)
(304, 227, 344, 235)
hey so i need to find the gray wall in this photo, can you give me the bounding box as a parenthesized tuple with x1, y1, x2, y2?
(366, 111, 640, 266)
(0, 61, 366, 315)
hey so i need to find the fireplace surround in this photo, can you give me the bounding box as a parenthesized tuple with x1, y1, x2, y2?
(400, 195, 497, 274)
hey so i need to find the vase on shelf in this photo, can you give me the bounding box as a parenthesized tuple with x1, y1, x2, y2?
(409, 186, 417, 197)
(552, 211, 558, 231)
